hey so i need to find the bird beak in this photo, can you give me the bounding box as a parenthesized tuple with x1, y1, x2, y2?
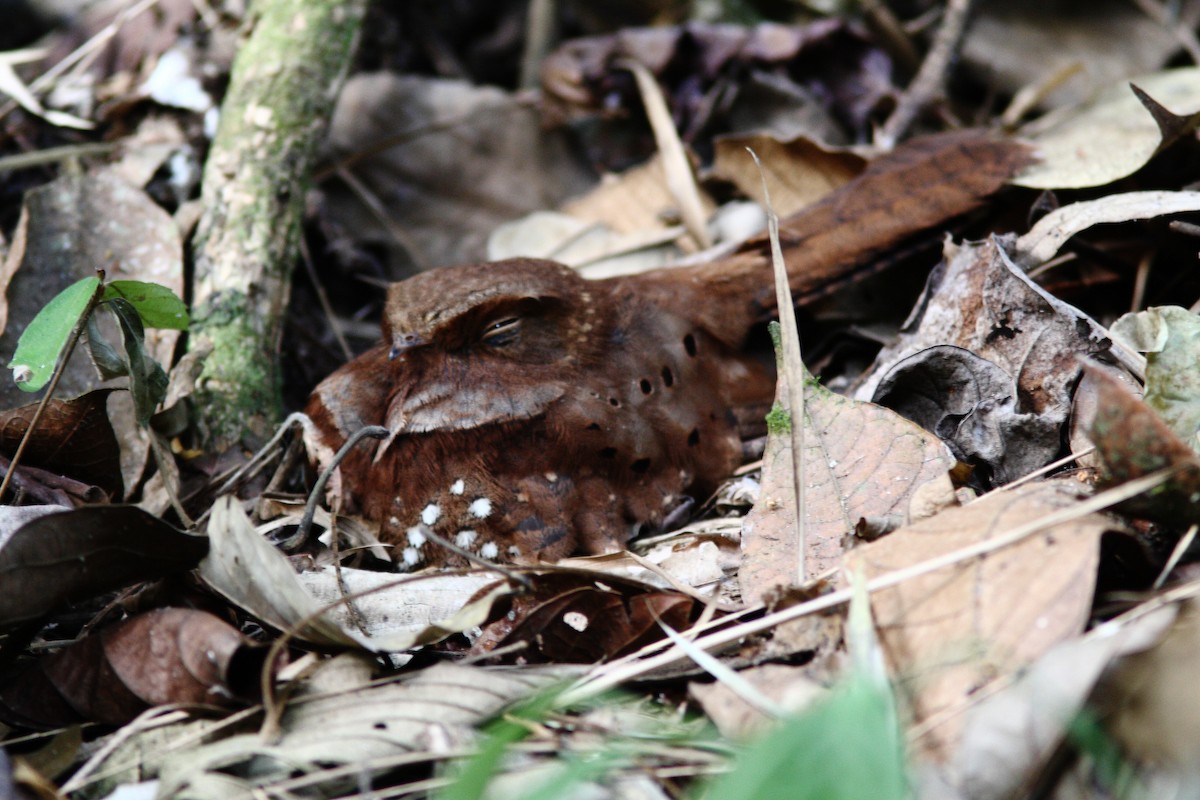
(389, 331, 427, 359)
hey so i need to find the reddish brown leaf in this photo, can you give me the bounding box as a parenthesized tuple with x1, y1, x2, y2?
(471, 572, 702, 664)
(0, 389, 123, 499)
(1087, 363, 1200, 528)
(0, 608, 263, 729)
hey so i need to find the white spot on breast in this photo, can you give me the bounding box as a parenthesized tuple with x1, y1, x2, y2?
(449, 479, 465, 495)
(544, 472, 558, 483)
(402, 547, 421, 566)
(388, 516, 400, 527)
(406, 527, 426, 547)
(480, 541, 498, 559)
(563, 611, 589, 632)
(421, 504, 441, 526)
(469, 498, 492, 519)
(456, 529, 478, 548)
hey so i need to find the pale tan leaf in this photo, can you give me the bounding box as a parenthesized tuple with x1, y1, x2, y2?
(199, 497, 508, 652)
(1013, 67, 1200, 189)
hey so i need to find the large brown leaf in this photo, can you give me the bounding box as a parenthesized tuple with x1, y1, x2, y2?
(739, 375, 952, 605)
(842, 480, 1112, 762)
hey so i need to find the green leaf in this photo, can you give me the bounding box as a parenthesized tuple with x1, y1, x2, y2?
(86, 314, 129, 380)
(1110, 306, 1200, 450)
(8, 276, 101, 392)
(700, 676, 908, 800)
(105, 298, 168, 426)
(102, 280, 189, 330)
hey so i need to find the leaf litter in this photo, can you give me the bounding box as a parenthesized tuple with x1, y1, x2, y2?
(5, 3, 1200, 799)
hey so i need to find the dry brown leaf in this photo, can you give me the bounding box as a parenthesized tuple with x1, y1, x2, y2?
(739, 374, 952, 605)
(953, 601, 1178, 799)
(0, 608, 261, 729)
(1086, 364, 1200, 528)
(843, 479, 1112, 762)
(562, 154, 715, 241)
(710, 133, 864, 218)
(689, 663, 826, 740)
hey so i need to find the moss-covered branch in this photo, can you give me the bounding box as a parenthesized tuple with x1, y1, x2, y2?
(189, 0, 365, 450)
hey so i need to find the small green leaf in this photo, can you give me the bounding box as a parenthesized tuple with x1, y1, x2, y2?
(8, 276, 101, 392)
(106, 298, 168, 426)
(102, 280, 189, 330)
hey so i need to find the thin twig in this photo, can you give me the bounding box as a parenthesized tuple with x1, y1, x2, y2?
(291, 424, 389, 548)
(879, 0, 977, 148)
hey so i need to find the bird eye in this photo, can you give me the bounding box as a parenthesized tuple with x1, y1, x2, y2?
(481, 317, 521, 346)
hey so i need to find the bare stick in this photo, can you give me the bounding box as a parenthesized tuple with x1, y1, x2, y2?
(879, 0, 976, 148)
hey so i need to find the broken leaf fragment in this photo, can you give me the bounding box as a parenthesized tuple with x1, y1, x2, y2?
(8, 276, 101, 392)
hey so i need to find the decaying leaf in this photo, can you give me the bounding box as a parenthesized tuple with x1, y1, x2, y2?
(953, 602, 1178, 800)
(539, 20, 894, 140)
(843, 479, 1114, 762)
(858, 236, 1111, 485)
(319, 73, 595, 274)
(1086, 364, 1200, 528)
(0, 608, 262, 729)
(739, 372, 952, 605)
(0, 505, 207, 627)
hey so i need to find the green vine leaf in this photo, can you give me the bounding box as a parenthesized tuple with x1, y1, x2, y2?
(102, 280, 189, 330)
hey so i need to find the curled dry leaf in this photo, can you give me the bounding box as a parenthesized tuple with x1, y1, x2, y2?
(199, 497, 509, 652)
(0, 608, 262, 729)
(0, 505, 207, 628)
(843, 479, 1114, 763)
(739, 373, 952, 606)
(858, 236, 1111, 485)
